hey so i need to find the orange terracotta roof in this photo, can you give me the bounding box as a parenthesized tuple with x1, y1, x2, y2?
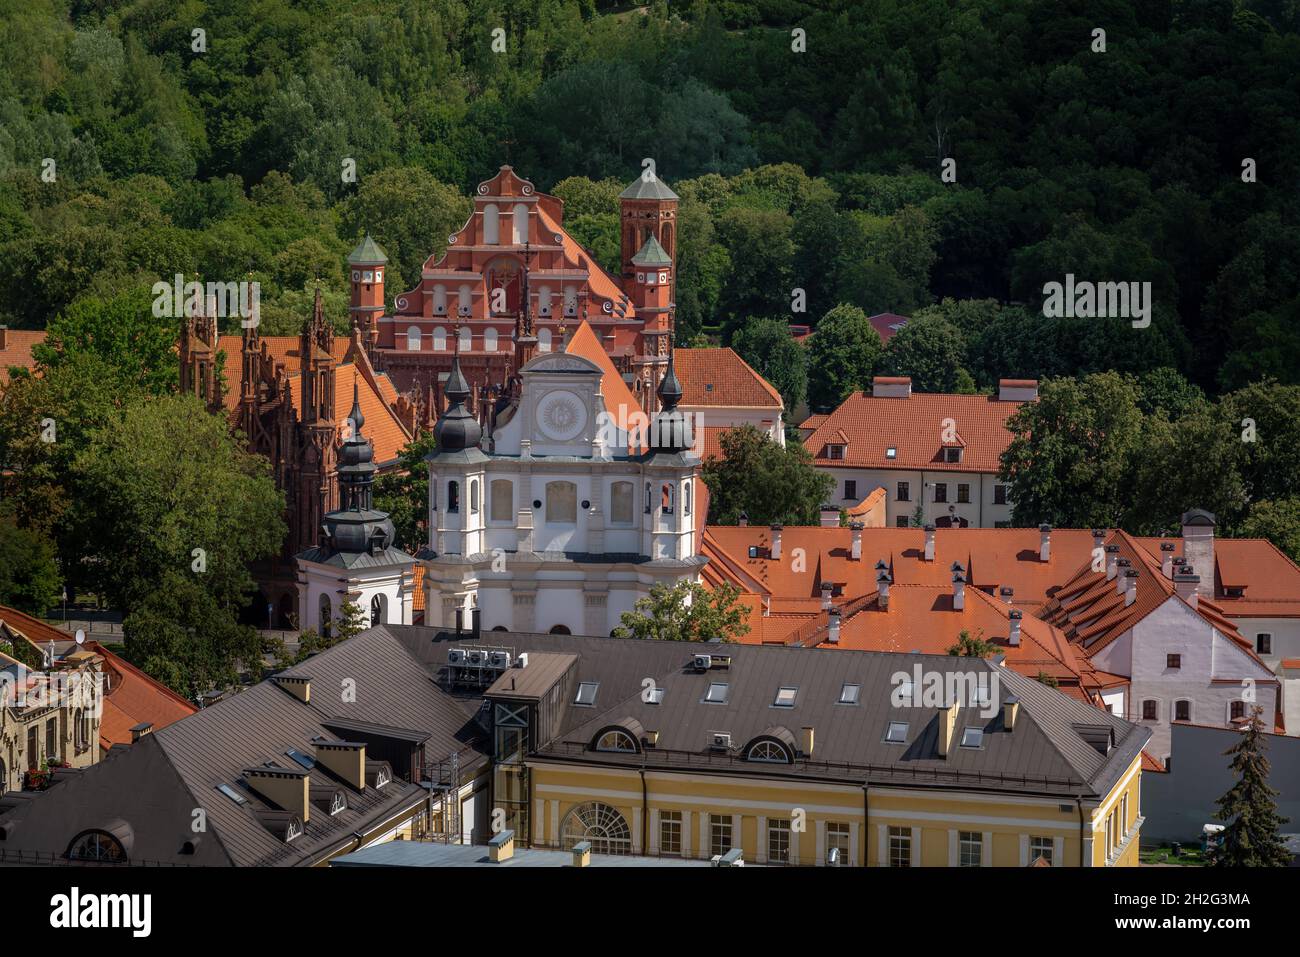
(846, 488, 886, 518)
(0, 329, 46, 384)
(411, 564, 425, 615)
(1136, 536, 1300, 618)
(535, 204, 635, 318)
(674, 348, 782, 410)
(803, 390, 1023, 472)
(868, 312, 910, 342)
(288, 363, 411, 465)
(564, 320, 643, 445)
(85, 640, 196, 751)
(217, 335, 350, 412)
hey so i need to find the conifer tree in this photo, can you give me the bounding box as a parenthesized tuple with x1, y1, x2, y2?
(1212, 707, 1291, 867)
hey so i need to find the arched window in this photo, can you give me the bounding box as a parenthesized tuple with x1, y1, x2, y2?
(370, 594, 386, 626)
(470, 479, 479, 513)
(538, 328, 552, 353)
(662, 223, 674, 258)
(67, 830, 128, 863)
(432, 326, 447, 351)
(512, 203, 529, 244)
(490, 479, 513, 522)
(549, 624, 572, 635)
(563, 286, 578, 317)
(1142, 700, 1158, 721)
(483, 203, 500, 245)
(546, 481, 577, 524)
(538, 285, 552, 317)
(747, 740, 792, 764)
(684, 481, 692, 516)
(458, 284, 472, 316)
(644, 483, 652, 514)
(447, 480, 460, 513)
(610, 481, 634, 525)
(560, 802, 632, 856)
(319, 595, 332, 637)
(406, 326, 421, 351)
(661, 484, 674, 515)
(484, 328, 498, 352)
(74, 709, 84, 751)
(433, 284, 447, 315)
(595, 729, 638, 752)
(459, 326, 472, 353)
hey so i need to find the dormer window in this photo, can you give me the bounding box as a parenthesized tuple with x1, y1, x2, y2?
(826, 444, 846, 460)
(944, 447, 963, 463)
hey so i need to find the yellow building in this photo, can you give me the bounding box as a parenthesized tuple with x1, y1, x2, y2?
(469, 638, 1149, 867)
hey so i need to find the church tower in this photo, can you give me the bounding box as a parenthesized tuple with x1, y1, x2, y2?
(296, 383, 415, 634)
(296, 288, 338, 554)
(348, 234, 387, 357)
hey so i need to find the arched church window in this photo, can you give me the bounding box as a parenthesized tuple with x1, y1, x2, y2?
(661, 484, 673, 515)
(319, 595, 332, 638)
(406, 326, 421, 351)
(459, 326, 472, 352)
(538, 328, 552, 353)
(483, 203, 500, 245)
(512, 203, 529, 244)
(447, 481, 460, 513)
(484, 328, 498, 352)
(644, 483, 652, 514)
(433, 284, 447, 314)
(370, 594, 386, 626)
(470, 480, 479, 513)
(684, 481, 691, 516)
(662, 223, 674, 258)
(458, 284, 472, 316)
(433, 327, 447, 351)
(490, 479, 513, 522)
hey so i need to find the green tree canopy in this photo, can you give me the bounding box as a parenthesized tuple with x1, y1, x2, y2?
(805, 304, 883, 412)
(701, 425, 833, 526)
(730, 316, 807, 414)
(611, 580, 750, 643)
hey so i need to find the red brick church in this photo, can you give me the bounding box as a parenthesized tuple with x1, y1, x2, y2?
(180, 164, 681, 625)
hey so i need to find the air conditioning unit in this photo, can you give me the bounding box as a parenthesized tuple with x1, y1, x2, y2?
(488, 651, 511, 670)
(466, 650, 487, 667)
(709, 732, 732, 751)
(448, 649, 467, 666)
(693, 654, 712, 672)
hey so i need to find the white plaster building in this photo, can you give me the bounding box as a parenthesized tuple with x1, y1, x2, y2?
(296, 386, 416, 636)
(420, 340, 706, 637)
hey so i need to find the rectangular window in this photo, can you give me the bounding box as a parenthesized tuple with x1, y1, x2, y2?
(1029, 836, 1053, 866)
(574, 682, 599, 706)
(659, 811, 682, 857)
(888, 826, 911, 868)
(1142, 700, 1157, 720)
(933, 483, 947, 503)
(993, 485, 1007, 505)
(895, 516, 909, 528)
(767, 818, 792, 864)
(1166, 654, 1181, 669)
(896, 481, 910, 502)
(46, 718, 57, 761)
(1257, 633, 1272, 654)
(844, 480, 857, 500)
(945, 447, 962, 463)
(704, 682, 729, 704)
(839, 683, 860, 705)
(1175, 700, 1190, 722)
(610, 481, 634, 525)
(773, 686, 798, 708)
(826, 445, 844, 460)
(490, 479, 513, 522)
(545, 481, 577, 524)
(884, 721, 909, 744)
(826, 822, 850, 864)
(957, 483, 970, 504)
(959, 831, 982, 867)
(710, 815, 733, 858)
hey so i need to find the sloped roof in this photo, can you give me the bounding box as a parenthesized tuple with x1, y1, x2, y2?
(803, 390, 1022, 472)
(869, 312, 910, 342)
(347, 234, 388, 265)
(0, 329, 46, 385)
(674, 348, 783, 410)
(619, 176, 679, 201)
(286, 363, 410, 465)
(85, 640, 197, 751)
(631, 235, 672, 267)
(564, 320, 643, 435)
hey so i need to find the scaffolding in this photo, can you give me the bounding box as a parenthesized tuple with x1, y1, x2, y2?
(421, 750, 462, 844)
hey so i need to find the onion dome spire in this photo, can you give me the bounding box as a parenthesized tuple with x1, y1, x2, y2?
(433, 326, 481, 452)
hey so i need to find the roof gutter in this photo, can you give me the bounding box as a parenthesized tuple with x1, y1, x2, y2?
(640, 765, 649, 856)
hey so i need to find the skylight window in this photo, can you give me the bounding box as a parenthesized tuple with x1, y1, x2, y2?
(839, 683, 861, 705)
(704, 682, 729, 704)
(217, 783, 247, 806)
(886, 447, 897, 459)
(575, 682, 599, 706)
(960, 727, 984, 749)
(884, 721, 909, 743)
(646, 687, 666, 705)
(285, 748, 315, 770)
(774, 686, 798, 708)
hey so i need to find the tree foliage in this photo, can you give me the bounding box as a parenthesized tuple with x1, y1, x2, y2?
(611, 580, 750, 643)
(701, 425, 833, 526)
(1212, 707, 1292, 867)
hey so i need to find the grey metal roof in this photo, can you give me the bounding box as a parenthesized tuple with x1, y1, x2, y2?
(619, 176, 679, 201)
(330, 839, 708, 867)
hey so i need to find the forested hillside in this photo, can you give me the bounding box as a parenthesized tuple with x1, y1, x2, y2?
(1, 0, 1297, 394)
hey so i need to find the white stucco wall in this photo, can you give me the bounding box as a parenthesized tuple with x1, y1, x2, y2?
(816, 466, 1014, 527)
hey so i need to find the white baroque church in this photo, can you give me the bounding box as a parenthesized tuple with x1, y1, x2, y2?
(418, 337, 707, 636)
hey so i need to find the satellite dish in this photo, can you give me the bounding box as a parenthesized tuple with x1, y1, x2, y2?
(75, 629, 85, 645)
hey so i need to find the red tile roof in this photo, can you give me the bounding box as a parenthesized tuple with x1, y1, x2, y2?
(674, 348, 783, 410)
(804, 390, 1023, 472)
(287, 363, 411, 465)
(869, 312, 910, 342)
(85, 640, 197, 751)
(565, 320, 644, 448)
(0, 329, 45, 385)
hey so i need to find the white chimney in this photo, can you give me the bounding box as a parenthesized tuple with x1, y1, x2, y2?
(827, 610, 841, 644)
(1174, 567, 1200, 607)
(1181, 509, 1216, 598)
(738, 512, 749, 528)
(1105, 545, 1119, 581)
(1124, 569, 1139, 606)
(820, 504, 840, 528)
(850, 522, 863, 561)
(1008, 610, 1022, 646)
(872, 375, 912, 398)
(876, 571, 891, 610)
(820, 581, 833, 611)
(769, 524, 782, 561)
(924, 523, 936, 562)
(953, 572, 966, 611)
(1160, 542, 1175, 578)
(1092, 528, 1106, 551)
(998, 378, 1039, 401)
(1039, 524, 1052, 562)
(999, 586, 1014, 605)
(1115, 558, 1130, 595)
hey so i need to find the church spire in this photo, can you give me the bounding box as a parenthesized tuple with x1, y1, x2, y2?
(434, 326, 481, 452)
(650, 348, 691, 454)
(337, 380, 376, 512)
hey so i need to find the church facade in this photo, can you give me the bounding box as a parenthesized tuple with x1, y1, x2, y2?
(354, 165, 679, 417)
(418, 337, 706, 637)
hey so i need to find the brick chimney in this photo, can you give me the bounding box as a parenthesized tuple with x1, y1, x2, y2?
(738, 511, 748, 528)
(800, 726, 815, 757)
(924, 523, 936, 562)
(1003, 695, 1020, 731)
(243, 766, 311, 824)
(769, 524, 782, 561)
(936, 698, 959, 757)
(820, 504, 840, 528)
(999, 586, 1014, 605)
(850, 521, 863, 561)
(876, 570, 891, 610)
(1039, 524, 1052, 562)
(1092, 528, 1106, 551)
(1181, 509, 1216, 599)
(1115, 558, 1131, 595)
